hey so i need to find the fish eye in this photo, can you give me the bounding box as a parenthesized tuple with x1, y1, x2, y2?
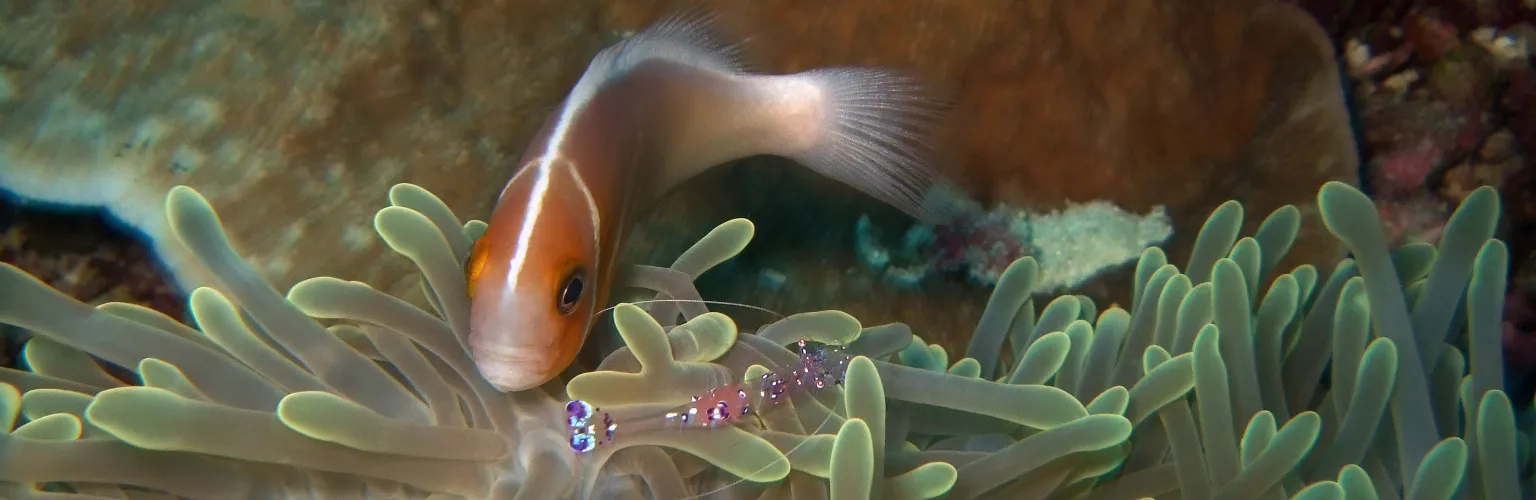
(556, 267, 586, 315)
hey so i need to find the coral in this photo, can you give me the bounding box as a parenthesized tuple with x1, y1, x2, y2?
(622, 0, 1358, 353)
(852, 191, 1173, 292)
(1351, 9, 1508, 205)
(0, 200, 184, 372)
(1340, 7, 1536, 400)
(0, 206, 183, 320)
(657, 0, 1359, 238)
(0, 0, 631, 300)
(0, 177, 1528, 499)
(1374, 195, 1451, 246)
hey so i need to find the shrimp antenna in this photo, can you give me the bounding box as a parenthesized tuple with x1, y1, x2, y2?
(589, 299, 789, 321)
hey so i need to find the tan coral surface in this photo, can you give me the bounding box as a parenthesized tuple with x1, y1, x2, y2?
(0, 1, 622, 298)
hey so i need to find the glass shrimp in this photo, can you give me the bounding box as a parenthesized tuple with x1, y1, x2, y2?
(563, 339, 851, 454)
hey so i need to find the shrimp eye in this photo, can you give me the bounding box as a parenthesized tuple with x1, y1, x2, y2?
(556, 267, 586, 315)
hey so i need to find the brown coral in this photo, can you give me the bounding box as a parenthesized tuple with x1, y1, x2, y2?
(615, 0, 1358, 354)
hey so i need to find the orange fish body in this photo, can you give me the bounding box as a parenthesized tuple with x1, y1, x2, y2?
(466, 12, 950, 392)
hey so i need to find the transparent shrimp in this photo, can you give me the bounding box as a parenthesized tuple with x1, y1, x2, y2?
(570, 298, 855, 497)
(563, 338, 850, 453)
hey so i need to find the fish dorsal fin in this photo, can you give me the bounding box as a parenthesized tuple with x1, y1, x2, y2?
(599, 5, 755, 76)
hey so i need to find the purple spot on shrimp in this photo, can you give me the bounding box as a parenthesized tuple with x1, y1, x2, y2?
(569, 431, 595, 453)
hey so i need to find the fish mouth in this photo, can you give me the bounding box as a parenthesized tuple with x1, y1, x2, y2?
(470, 344, 558, 392)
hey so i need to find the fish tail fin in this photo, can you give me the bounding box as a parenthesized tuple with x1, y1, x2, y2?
(787, 67, 962, 224)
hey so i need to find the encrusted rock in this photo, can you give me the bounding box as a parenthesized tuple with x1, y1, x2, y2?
(0, 1, 627, 299)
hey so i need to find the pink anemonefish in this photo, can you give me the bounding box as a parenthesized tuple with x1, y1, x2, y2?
(465, 9, 952, 392)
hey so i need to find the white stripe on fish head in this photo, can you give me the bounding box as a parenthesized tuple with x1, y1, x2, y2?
(500, 99, 604, 341)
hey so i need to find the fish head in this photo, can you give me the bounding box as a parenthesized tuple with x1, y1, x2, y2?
(465, 157, 602, 392)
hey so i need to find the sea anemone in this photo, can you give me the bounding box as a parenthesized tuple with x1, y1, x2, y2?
(0, 179, 1526, 499)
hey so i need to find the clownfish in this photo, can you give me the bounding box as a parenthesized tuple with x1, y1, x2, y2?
(464, 10, 951, 392)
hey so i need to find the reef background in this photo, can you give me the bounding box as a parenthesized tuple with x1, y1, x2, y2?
(1, 0, 1534, 401)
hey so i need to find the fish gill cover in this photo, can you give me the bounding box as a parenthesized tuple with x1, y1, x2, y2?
(0, 179, 1527, 499)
